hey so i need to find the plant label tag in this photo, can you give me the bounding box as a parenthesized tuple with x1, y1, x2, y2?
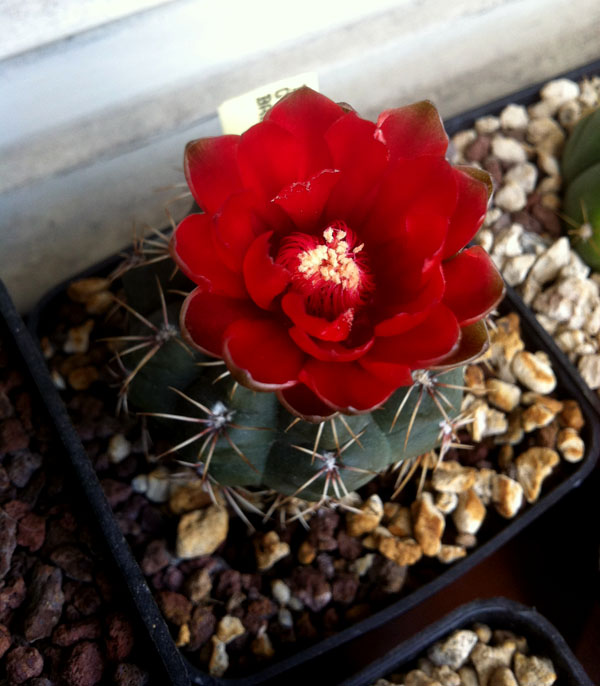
(218, 72, 319, 135)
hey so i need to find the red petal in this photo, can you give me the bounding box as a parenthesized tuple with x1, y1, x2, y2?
(300, 360, 398, 413)
(289, 326, 373, 362)
(432, 320, 490, 369)
(273, 169, 340, 231)
(367, 304, 460, 368)
(237, 121, 305, 200)
(180, 286, 258, 357)
(404, 209, 448, 269)
(277, 383, 337, 421)
(243, 232, 291, 310)
(223, 318, 304, 390)
(281, 292, 353, 342)
(171, 214, 246, 297)
(184, 136, 243, 214)
(375, 100, 448, 160)
(442, 246, 505, 326)
(442, 167, 491, 259)
(357, 359, 413, 386)
(364, 157, 457, 245)
(324, 112, 389, 224)
(265, 87, 344, 174)
(214, 191, 292, 272)
(374, 264, 445, 336)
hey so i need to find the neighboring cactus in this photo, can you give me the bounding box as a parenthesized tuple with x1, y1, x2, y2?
(108, 88, 504, 506)
(561, 107, 600, 270)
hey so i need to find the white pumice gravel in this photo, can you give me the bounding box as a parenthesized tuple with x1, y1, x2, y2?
(450, 74, 600, 401)
(372, 622, 557, 685)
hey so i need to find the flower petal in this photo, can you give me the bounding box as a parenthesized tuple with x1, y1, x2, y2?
(180, 286, 258, 357)
(442, 246, 505, 326)
(237, 120, 305, 200)
(375, 101, 448, 160)
(289, 326, 374, 362)
(281, 292, 353, 342)
(223, 318, 305, 391)
(273, 169, 340, 231)
(243, 232, 291, 310)
(300, 360, 398, 413)
(442, 167, 492, 259)
(277, 384, 337, 422)
(366, 303, 460, 368)
(171, 214, 246, 297)
(364, 157, 457, 245)
(324, 112, 389, 224)
(184, 136, 243, 214)
(265, 86, 345, 173)
(432, 320, 490, 369)
(374, 264, 445, 336)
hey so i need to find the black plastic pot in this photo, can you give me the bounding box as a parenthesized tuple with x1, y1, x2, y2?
(26, 61, 600, 686)
(339, 597, 594, 686)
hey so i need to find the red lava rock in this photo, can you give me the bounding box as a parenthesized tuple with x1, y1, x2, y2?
(113, 663, 149, 686)
(482, 157, 503, 188)
(52, 617, 102, 646)
(337, 530, 363, 560)
(105, 611, 135, 662)
(17, 511, 46, 551)
(532, 202, 562, 237)
(465, 135, 491, 162)
(23, 564, 65, 641)
(72, 585, 102, 616)
(140, 538, 170, 575)
(3, 499, 30, 520)
(5, 645, 44, 683)
(215, 569, 243, 600)
(243, 595, 277, 634)
(0, 622, 11, 657)
(290, 567, 332, 612)
(156, 590, 192, 626)
(49, 544, 94, 582)
(0, 417, 29, 452)
(307, 510, 339, 552)
(6, 450, 42, 488)
(100, 478, 132, 508)
(0, 508, 17, 580)
(64, 641, 104, 686)
(332, 573, 359, 604)
(0, 575, 26, 618)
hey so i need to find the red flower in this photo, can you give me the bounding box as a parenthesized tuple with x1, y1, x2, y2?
(172, 88, 504, 420)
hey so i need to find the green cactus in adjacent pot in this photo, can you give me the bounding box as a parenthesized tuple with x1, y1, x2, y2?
(561, 106, 600, 270)
(111, 88, 504, 506)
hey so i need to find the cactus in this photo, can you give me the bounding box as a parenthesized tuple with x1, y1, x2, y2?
(114, 259, 466, 502)
(561, 107, 600, 270)
(106, 89, 503, 507)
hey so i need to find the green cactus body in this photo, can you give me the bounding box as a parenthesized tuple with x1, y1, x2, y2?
(117, 257, 464, 502)
(561, 107, 600, 270)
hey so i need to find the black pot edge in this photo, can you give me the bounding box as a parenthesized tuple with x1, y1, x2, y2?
(338, 597, 594, 686)
(0, 280, 193, 686)
(23, 58, 600, 686)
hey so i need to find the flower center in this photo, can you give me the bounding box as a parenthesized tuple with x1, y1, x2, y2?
(277, 221, 374, 318)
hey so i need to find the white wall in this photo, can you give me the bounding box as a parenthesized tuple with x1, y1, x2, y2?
(1, 0, 600, 310)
